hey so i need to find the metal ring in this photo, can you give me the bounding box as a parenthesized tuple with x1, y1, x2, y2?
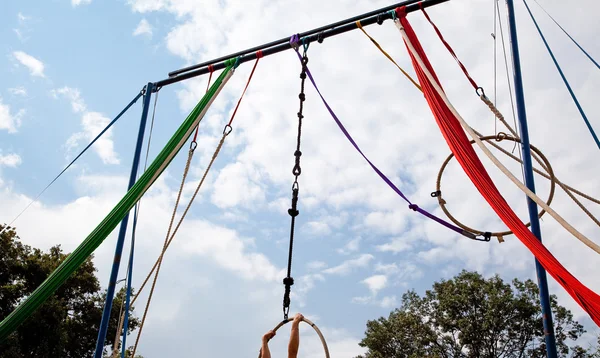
(435, 134, 556, 239)
(258, 317, 330, 358)
(189, 141, 198, 151)
(223, 124, 233, 135)
(476, 87, 485, 97)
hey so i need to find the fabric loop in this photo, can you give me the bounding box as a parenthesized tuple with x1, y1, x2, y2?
(397, 15, 600, 326)
(395, 6, 407, 19)
(290, 34, 300, 49)
(290, 44, 478, 241)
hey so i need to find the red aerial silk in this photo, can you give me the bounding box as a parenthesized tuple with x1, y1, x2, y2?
(396, 6, 600, 326)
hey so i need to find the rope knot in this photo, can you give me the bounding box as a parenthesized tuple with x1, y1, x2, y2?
(256, 50, 264, 59)
(283, 277, 295, 286)
(409, 204, 418, 211)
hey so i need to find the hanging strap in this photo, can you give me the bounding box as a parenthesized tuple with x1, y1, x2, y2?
(397, 10, 600, 326)
(398, 7, 600, 254)
(0, 62, 236, 342)
(417, 4, 600, 230)
(228, 50, 263, 127)
(125, 56, 262, 354)
(289, 38, 478, 241)
(419, 5, 480, 93)
(355, 20, 421, 91)
(192, 67, 215, 143)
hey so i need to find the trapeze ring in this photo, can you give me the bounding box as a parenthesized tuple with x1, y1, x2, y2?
(435, 134, 556, 240)
(257, 317, 330, 358)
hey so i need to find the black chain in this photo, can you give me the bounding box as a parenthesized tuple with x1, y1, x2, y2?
(282, 43, 309, 320)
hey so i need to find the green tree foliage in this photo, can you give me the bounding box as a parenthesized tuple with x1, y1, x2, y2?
(357, 270, 598, 358)
(0, 224, 140, 357)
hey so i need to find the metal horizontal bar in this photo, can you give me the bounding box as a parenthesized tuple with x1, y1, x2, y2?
(154, 0, 450, 88)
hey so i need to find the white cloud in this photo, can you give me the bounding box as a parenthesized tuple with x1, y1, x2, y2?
(305, 220, 330, 235)
(178, 220, 282, 281)
(337, 237, 361, 255)
(17, 12, 30, 22)
(379, 295, 397, 308)
(361, 274, 387, 295)
(211, 162, 265, 208)
(51, 87, 86, 113)
(14, 13, 32, 42)
(376, 237, 412, 253)
(306, 261, 327, 271)
(353, 275, 398, 308)
(0, 153, 22, 167)
(13, 29, 24, 41)
(293, 273, 326, 307)
(133, 18, 153, 37)
(67, 112, 119, 164)
(52, 86, 118, 164)
(71, 0, 92, 6)
(322, 254, 374, 275)
(12, 51, 45, 77)
(374, 262, 399, 275)
(128, 0, 167, 13)
(8, 87, 27, 97)
(0, 97, 24, 133)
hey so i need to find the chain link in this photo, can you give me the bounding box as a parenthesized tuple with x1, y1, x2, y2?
(282, 43, 309, 320)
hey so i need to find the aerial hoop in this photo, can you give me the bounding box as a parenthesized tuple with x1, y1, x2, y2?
(435, 134, 556, 241)
(258, 317, 330, 358)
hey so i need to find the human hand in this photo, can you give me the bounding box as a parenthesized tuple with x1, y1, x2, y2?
(262, 330, 276, 343)
(292, 313, 304, 325)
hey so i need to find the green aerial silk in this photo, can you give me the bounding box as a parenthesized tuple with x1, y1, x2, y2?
(0, 63, 235, 342)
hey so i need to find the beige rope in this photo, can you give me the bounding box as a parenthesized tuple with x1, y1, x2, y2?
(132, 146, 195, 355)
(480, 94, 600, 228)
(435, 134, 556, 242)
(111, 290, 127, 358)
(377, 19, 600, 235)
(398, 21, 600, 255)
(129, 132, 228, 356)
(258, 317, 330, 358)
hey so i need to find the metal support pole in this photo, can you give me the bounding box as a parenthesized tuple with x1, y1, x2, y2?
(505, 1, 557, 357)
(94, 82, 154, 358)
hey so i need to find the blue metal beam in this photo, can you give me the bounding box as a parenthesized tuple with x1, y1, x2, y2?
(94, 82, 153, 357)
(505, 1, 557, 357)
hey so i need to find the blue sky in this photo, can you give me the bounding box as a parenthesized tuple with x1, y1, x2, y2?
(2, 0, 600, 356)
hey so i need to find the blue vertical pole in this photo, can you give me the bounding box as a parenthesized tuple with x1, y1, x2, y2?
(121, 203, 138, 358)
(94, 82, 154, 358)
(505, 1, 557, 357)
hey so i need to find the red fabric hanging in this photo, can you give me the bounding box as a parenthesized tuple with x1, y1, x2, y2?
(396, 6, 600, 326)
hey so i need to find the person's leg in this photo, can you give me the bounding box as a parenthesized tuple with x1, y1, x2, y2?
(262, 330, 275, 358)
(288, 314, 303, 358)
